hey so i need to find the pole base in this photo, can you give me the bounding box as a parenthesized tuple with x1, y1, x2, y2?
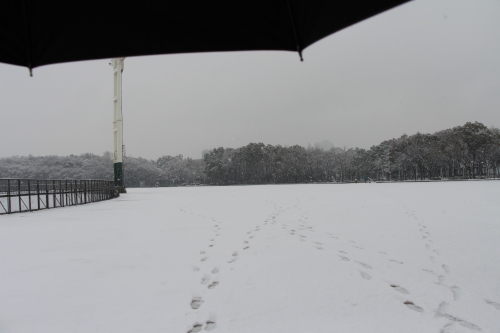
(114, 162, 124, 188)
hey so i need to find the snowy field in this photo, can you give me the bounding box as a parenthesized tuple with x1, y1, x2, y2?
(2, 182, 500, 333)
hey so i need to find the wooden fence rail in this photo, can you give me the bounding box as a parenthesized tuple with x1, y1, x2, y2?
(0, 179, 119, 215)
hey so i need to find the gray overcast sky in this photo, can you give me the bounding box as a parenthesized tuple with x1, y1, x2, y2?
(1, 0, 499, 160)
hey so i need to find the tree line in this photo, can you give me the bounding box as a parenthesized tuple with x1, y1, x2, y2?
(0, 152, 205, 187)
(203, 122, 500, 184)
(1, 122, 499, 186)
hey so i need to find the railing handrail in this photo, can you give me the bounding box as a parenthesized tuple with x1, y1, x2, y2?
(0, 178, 119, 215)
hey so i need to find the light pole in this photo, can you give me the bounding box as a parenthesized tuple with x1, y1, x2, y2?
(110, 58, 126, 193)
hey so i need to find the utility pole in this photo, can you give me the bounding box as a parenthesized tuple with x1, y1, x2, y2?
(110, 58, 126, 193)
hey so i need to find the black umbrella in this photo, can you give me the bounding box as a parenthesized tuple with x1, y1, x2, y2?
(1, 1, 410, 75)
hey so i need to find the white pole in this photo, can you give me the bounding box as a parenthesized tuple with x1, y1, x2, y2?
(110, 58, 126, 191)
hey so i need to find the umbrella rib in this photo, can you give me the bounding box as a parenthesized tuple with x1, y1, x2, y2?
(286, 0, 303, 61)
(21, 0, 33, 76)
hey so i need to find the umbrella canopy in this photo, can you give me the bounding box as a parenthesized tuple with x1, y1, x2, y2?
(0, 0, 410, 73)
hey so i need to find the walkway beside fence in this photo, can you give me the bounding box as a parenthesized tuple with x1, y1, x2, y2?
(0, 179, 119, 215)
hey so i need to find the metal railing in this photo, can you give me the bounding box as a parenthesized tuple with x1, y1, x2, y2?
(0, 179, 119, 215)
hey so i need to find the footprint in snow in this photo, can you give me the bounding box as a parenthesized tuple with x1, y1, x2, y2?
(205, 321, 217, 331)
(339, 256, 350, 261)
(187, 323, 203, 333)
(485, 300, 500, 310)
(200, 250, 205, 254)
(355, 261, 372, 269)
(227, 257, 238, 263)
(359, 271, 372, 280)
(200, 257, 208, 262)
(404, 301, 424, 313)
(208, 281, 219, 289)
(232, 251, 238, 257)
(190, 297, 203, 309)
(192, 266, 200, 272)
(316, 247, 324, 250)
(390, 284, 409, 294)
(437, 303, 481, 331)
(243, 246, 250, 250)
(212, 267, 219, 274)
(442, 264, 450, 273)
(389, 259, 404, 264)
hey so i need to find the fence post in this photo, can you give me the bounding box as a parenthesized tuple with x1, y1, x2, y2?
(7, 179, 11, 214)
(37, 180, 40, 211)
(18, 179, 21, 213)
(45, 180, 49, 209)
(52, 180, 56, 208)
(28, 180, 32, 211)
(60, 180, 63, 207)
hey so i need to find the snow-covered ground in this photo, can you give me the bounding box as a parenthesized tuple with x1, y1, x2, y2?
(2, 182, 500, 333)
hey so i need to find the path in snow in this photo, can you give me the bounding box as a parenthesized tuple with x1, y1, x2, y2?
(1, 181, 500, 333)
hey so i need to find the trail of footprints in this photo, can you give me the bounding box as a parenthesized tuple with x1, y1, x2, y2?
(280, 202, 488, 331)
(187, 214, 225, 332)
(402, 205, 485, 331)
(271, 205, 390, 290)
(187, 202, 284, 332)
(185, 202, 495, 332)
